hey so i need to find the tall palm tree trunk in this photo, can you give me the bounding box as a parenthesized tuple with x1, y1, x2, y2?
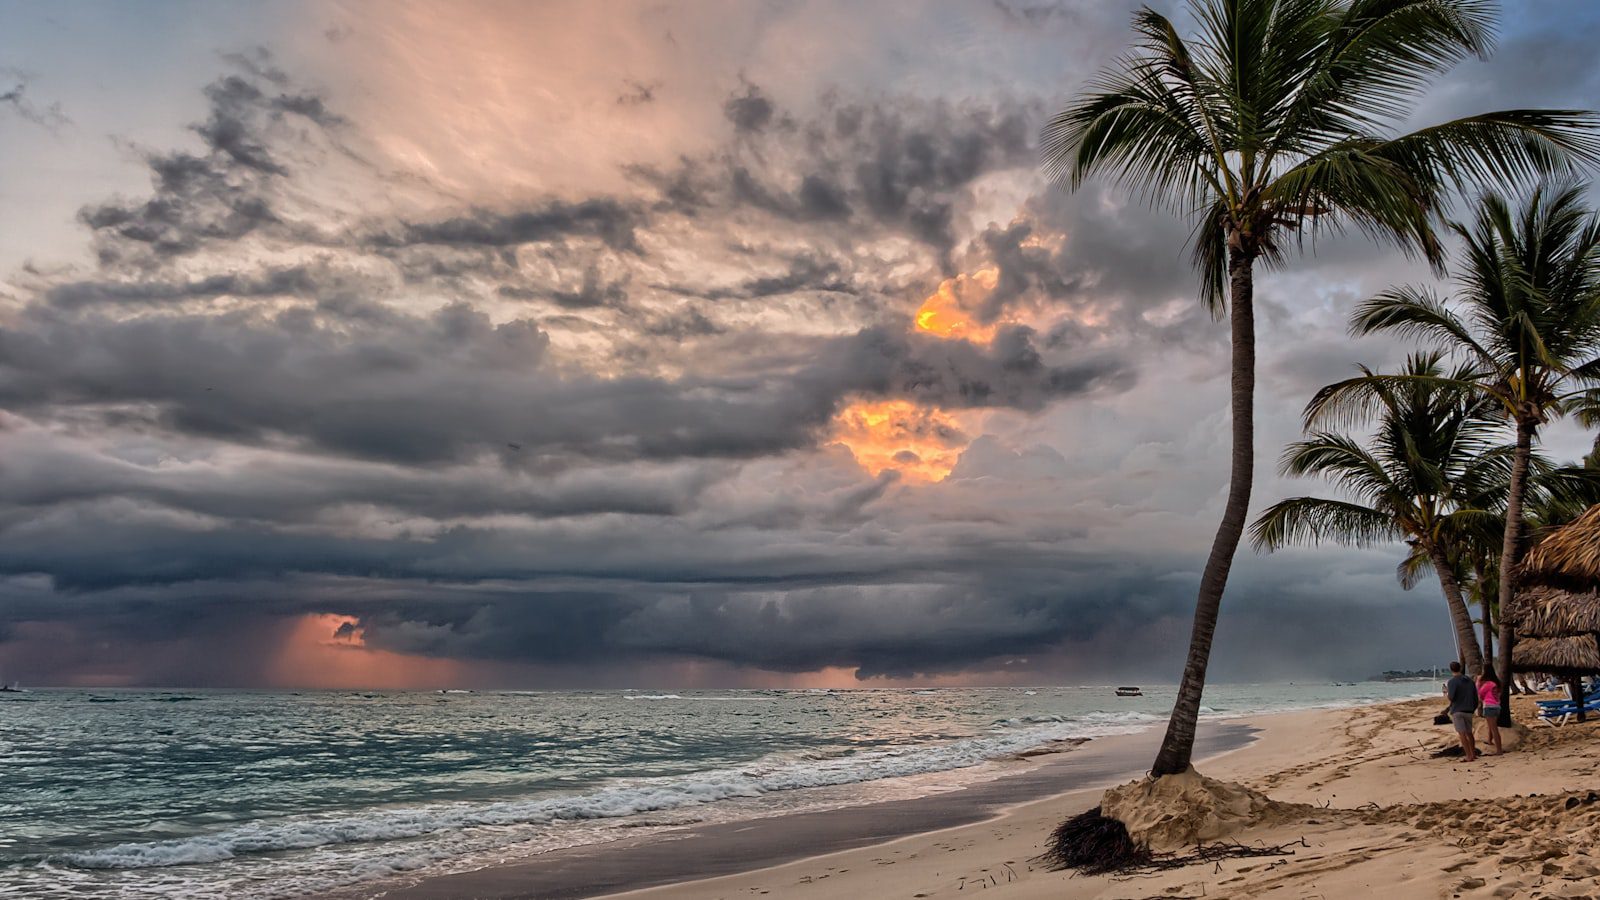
(1481, 590, 1494, 666)
(1151, 245, 1255, 778)
(1495, 422, 1534, 726)
(1425, 544, 1484, 675)
(1472, 560, 1494, 664)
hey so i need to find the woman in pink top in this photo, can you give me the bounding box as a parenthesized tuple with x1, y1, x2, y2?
(1477, 668, 1504, 755)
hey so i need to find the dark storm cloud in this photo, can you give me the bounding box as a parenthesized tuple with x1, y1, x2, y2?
(723, 83, 774, 133)
(796, 174, 850, 219)
(79, 149, 281, 263)
(76, 55, 643, 275)
(842, 100, 1035, 265)
(367, 199, 643, 253)
(0, 298, 1125, 468)
(738, 253, 851, 297)
(76, 58, 339, 264)
(663, 252, 853, 300)
(637, 90, 1037, 266)
(0, 427, 716, 527)
(0, 507, 1449, 683)
(193, 74, 341, 175)
(51, 536, 1428, 683)
(829, 325, 1134, 412)
(1, 302, 824, 465)
(971, 219, 1082, 323)
(598, 579, 1114, 677)
(43, 264, 329, 309)
(617, 79, 659, 107)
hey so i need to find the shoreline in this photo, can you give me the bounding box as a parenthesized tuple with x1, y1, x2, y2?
(339, 692, 1600, 899)
(339, 698, 1413, 900)
(606, 693, 1600, 899)
(353, 723, 1257, 900)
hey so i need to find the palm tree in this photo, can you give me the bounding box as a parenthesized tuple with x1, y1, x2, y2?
(1441, 498, 1505, 664)
(1463, 546, 1496, 663)
(1042, 0, 1598, 776)
(1416, 449, 1600, 669)
(1252, 352, 1503, 673)
(1341, 183, 1600, 721)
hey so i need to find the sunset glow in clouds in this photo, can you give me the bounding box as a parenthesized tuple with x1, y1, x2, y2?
(266, 615, 464, 690)
(830, 400, 970, 482)
(912, 268, 1003, 343)
(828, 272, 1006, 482)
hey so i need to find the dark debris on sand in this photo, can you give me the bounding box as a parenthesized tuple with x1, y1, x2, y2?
(1036, 807, 1309, 877)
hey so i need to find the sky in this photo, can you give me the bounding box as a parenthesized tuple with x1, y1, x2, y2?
(2, 0, 1599, 689)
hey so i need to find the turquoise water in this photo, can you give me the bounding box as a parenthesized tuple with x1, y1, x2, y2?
(0, 682, 1430, 898)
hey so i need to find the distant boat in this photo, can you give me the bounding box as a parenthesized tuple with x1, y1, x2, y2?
(1115, 686, 1142, 697)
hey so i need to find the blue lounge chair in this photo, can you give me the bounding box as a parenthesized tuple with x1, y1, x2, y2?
(1536, 696, 1600, 726)
(1537, 685, 1600, 707)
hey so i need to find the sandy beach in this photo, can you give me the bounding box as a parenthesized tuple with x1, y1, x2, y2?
(368, 693, 1600, 900)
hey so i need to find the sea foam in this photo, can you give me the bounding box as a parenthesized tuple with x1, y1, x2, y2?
(62, 714, 1135, 871)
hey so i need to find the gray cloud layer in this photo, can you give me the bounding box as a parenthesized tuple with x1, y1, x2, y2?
(9, 1, 1587, 686)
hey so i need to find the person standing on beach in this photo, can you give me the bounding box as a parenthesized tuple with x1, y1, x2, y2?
(1445, 662, 1478, 761)
(1478, 669, 1504, 755)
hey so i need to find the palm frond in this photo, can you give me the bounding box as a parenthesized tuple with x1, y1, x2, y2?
(1045, 0, 1600, 330)
(1397, 544, 1436, 590)
(1280, 431, 1398, 503)
(1303, 369, 1491, 430)
(1349, 285, 1495, 367)
(1376, 110, 1600, 192)
(1251, 495, 1399, 550)
(1040, 48, 1221, 210)
(1190, 200, 1232, 315)
(1263, 139, 1441, 265)
(1270, 0, 1496, 156)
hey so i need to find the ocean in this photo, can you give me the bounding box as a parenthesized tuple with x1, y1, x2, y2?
(1, 682, 1431, 898)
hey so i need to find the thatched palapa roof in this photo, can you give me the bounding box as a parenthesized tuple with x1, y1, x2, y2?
(1512, 583, 1600, 639)
(1511, 634, 1600, 677)
(1522, 503, 1600, 588)
(1509, 504, 1600, 649)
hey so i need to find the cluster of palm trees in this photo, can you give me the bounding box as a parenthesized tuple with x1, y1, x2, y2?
(1253, 183, 1600, 725)
(1044, 0, 1600, 777)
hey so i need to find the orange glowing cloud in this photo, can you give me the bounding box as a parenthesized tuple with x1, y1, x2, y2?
(830, 399, 969, 482)
(913, 267, 1000, 343)
(265, 614, 464, 690)
(830, 269, 1013, 483)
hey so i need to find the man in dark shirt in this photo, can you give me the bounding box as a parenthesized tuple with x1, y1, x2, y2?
(1445, 661, 1478, 761)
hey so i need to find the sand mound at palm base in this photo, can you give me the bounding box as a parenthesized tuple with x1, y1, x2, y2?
(1101, 767, 1306, 851)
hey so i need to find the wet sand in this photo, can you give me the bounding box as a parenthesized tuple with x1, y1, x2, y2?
(346, 722, 1255, 899)
(615, 694, 1600, 900)
(353, 693, 1600, 899)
